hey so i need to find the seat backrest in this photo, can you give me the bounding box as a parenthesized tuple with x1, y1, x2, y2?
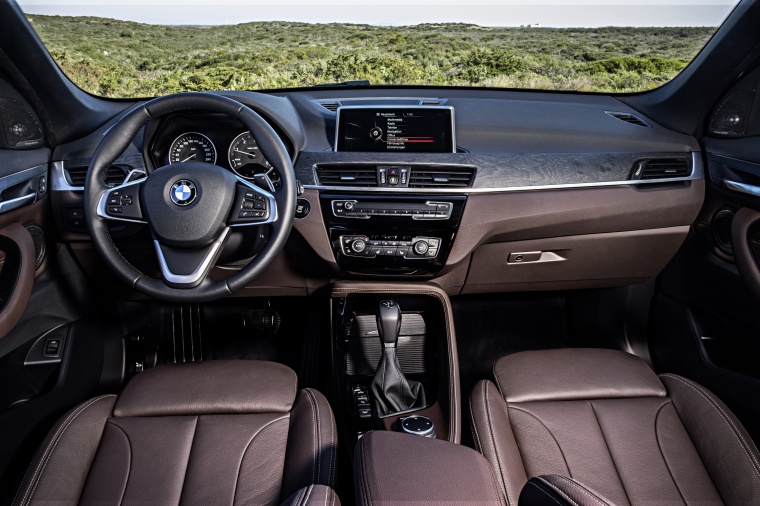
(13, 361, 337, 506)
(471, 349, 760, 506)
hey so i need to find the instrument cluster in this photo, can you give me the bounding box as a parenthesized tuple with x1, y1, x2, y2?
(150, 113, 287, 186)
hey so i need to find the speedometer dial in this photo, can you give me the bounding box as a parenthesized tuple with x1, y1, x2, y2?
(169, 132, 217, 164)
(227, 132, 273, 179)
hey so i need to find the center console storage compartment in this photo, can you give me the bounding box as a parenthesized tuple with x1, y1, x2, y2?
(329, 282, 460, 446)
(354, 431, 504, 505)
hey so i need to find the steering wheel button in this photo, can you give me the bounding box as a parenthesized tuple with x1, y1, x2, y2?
(242, 200, 254, 209)
(254, 200, 265, 210)
(252, 210, 265, 218)
(111, 190, 122, 197)
(255, 194, 265, 201)
(239, 210, 253, 218)
(243, 190, 255, 199)
(108, 197, 120, 205)
(108, 206, 123, 214)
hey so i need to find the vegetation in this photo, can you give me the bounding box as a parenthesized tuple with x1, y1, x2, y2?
(26, 15, 715, 97)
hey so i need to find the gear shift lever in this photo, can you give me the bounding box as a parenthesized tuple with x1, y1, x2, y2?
(371, 300, 427, 416)
(377, 300, 402, 348)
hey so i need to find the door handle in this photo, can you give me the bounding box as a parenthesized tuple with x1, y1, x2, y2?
(724, 179, 760, 198)
(0, 192, 36, 214)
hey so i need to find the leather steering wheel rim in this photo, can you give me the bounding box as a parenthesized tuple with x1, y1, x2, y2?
(84, 92, 296, 303)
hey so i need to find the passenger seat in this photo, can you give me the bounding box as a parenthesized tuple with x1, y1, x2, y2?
(470, 348, 760, 506)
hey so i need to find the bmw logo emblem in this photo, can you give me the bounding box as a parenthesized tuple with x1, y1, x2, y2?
(170, 180, 197, 206)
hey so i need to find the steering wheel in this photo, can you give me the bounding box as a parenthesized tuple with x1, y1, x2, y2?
(84, 92, 296, 303)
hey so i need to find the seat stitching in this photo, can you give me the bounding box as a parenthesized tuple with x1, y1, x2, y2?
(177, 416, 199, 505)
(484, 382, 513, 506)
(588, 401, 632, 506)
(291, 486, 306, 506)
(107, 422, 132, 506)
(508, 406, 571, 476)
(660, 374, 760, 478)
(527, 481, 565, 506)
(328, 400, 336, 487)
(19, 394, 115, 506)
(231, 416, 289, 505)
(359, 436, 373, 505)
(553, 476, 610, 506)
(537, 477, 580, 506)
(305, 390, 322, 484)
(301, 484, 314, 506)
(469, 391, 483, 452)
(302, 391, 318, 484)
(653, 401, 689, 506)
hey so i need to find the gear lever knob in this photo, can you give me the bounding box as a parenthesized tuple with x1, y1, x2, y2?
(377, 300, 402, 348)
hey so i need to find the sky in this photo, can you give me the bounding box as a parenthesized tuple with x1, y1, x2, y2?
(18, 0, 740, 27)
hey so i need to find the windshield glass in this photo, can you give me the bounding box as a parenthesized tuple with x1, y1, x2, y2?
(19, 1, 738, 97)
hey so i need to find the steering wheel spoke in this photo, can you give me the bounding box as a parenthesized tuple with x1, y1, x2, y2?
(154, 228, 230, 288)
(227, 176, 278, 227)
(96, 178, 147, 224)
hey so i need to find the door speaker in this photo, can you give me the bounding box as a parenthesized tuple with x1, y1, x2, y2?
(25, 224, 46, 269)
(0, 98, 43, 149)
(709, 90, 756, 137)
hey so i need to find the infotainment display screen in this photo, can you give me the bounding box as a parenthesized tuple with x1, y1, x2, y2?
(335, 106, 455, 153)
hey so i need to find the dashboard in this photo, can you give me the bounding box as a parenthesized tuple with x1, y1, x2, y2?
(49, 88, 705, 297)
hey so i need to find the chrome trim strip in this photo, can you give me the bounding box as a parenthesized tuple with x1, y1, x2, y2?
(334, 105, 456, 153)
(51, 161, 82, 191)
(724, 179, 760, 198)
(306, 151, 703, 194)
(153, 228, 230, 286)
(96, 178, 148, 224)
(0, 192, 36, 214)
(0, 164, 47, 193)
(229, 175, 279, 227)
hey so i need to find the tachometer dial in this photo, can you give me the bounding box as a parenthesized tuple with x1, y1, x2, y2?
(227, 132, 274, 180)
(169, 132, 217, 164)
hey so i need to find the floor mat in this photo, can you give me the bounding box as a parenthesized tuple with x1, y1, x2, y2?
(452, 293, 568, 447)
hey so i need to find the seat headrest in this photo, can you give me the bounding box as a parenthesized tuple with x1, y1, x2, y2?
(113, 360, 298, 417)
(493, 348, 666, 403)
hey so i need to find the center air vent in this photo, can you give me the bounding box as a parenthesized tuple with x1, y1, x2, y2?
(631, 158, 691, 180)
(605, 111, 652, 128)
(316, 165, 378, 186)
(65, 164, 131, 188)
(408, 167, 475, 188)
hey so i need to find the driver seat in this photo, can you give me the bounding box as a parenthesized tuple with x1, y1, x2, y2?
(12, 360, 340, 506)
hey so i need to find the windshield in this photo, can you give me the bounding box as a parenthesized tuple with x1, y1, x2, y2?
(19, 1, 738, 98)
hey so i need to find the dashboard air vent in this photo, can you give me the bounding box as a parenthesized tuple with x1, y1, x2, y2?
(409, 167, 475, 188)
(318, 101, 340, 113)
(65, 164, 130, 187)
(605, 111, 652, 128)
(632, 158, 691, 180)
(316, 165, 378, 186)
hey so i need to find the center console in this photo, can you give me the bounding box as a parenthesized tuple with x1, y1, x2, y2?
(329, 282, 461, 446)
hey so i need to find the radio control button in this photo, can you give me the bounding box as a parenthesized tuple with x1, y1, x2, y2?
(344, 201, 355, 211)
(352, 239, 367, 253)
(413, 241, 429, 256)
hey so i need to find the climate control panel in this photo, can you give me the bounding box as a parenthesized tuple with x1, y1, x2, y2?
(320, 193, 466, 276)
(340, 235, 442, 259)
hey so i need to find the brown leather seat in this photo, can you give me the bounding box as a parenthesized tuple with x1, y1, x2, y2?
(470, 348, 760, 506)
(13, 360, 340, 506)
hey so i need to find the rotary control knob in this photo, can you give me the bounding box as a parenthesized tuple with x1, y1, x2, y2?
(413, 240, 429, 256)
(351, 238, 367, 253)
(344, 201, 355, 211)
